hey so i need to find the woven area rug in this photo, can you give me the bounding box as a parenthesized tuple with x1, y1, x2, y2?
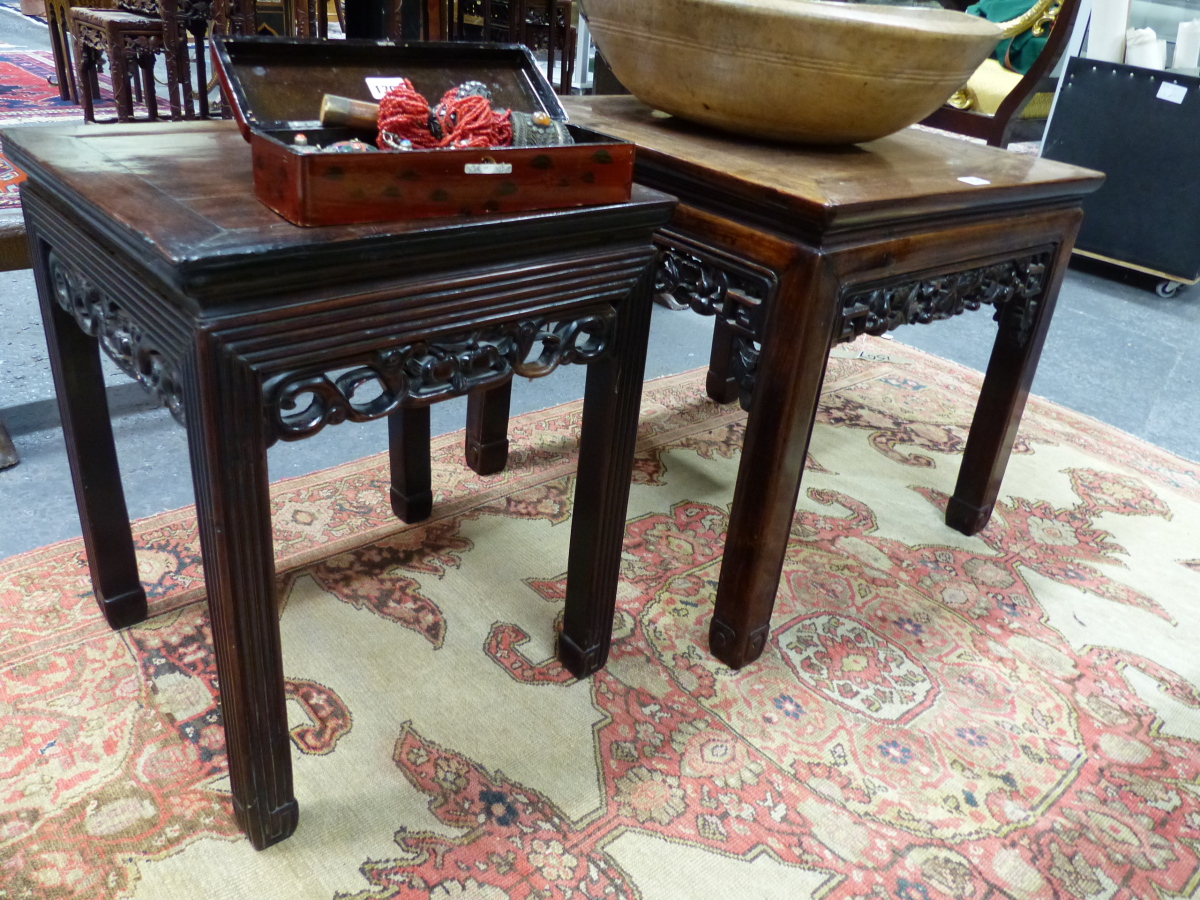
(2, 335, 1200, 899)
(0, 136, 22, 209)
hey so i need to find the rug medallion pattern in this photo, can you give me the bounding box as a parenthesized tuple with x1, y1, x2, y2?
(2, 337, 1199, 899)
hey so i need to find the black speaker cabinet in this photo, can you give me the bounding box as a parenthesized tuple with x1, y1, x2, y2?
(1042, 58, 1200, 293)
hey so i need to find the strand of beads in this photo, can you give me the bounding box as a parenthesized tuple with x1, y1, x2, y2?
(377, 80, 512, 151)
(376, 79, 441, 150)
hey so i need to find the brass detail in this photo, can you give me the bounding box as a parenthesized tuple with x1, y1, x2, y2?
(947, 86, 977, 110)
(997, 0, 1059, 39)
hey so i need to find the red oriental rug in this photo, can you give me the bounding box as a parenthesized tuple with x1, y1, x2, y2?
(0, 50, 118, 210)
(0, 136, 23, 209)
(2, 337, 1200, 899)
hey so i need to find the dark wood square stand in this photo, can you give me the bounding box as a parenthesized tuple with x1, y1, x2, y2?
(567, 98, 1104, 669)
(438, 97, 1105, 672)
(2, 119, 673, 850)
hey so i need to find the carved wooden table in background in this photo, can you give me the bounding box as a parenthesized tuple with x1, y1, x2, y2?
(556, 97, 1105, 669)
(1, 119, 673, 849)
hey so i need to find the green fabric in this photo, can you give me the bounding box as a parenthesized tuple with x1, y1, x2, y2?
(966, 0, 1048, 74)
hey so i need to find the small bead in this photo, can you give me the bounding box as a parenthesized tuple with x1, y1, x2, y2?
(293, 133, 308, 145)
(532, 111, 552, 127)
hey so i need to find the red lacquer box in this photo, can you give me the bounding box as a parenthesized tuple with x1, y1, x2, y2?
(212, 36, 634, 226)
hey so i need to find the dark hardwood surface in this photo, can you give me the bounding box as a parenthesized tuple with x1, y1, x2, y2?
(3, 120, 668, 302)
(549, 96, 1104, 669)
(562, 96, 1103, 235)
(3, 118, 674, 850)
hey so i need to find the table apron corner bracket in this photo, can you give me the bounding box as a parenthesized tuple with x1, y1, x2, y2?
(835, 248, 1056, 347)
(652, 236, 778, 330)
(650, 235, 779, 411)
(262, 307, 618, 444)
(47, 251, 187, 426)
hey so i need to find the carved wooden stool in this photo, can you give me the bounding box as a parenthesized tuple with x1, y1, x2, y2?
(116, 0, 198, 117)
(69, 8, 167, 122)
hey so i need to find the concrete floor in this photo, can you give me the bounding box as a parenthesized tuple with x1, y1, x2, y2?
(2, 7, 1198, 562)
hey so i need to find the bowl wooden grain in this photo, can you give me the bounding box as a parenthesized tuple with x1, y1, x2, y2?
(581, 0, 1003, 144)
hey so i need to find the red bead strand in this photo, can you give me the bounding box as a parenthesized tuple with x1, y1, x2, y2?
(376, 79, 440, 150)
(377, 82, 512, 151)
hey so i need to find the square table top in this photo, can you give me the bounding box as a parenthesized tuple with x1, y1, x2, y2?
(0, 119, 673, 303)
(561, 96, 1104, 237)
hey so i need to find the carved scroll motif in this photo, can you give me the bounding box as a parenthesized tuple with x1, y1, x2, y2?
(264, 309, 616, 443)
(654, 240, 777, 402)
(48, 253, 185, 425)
(837, 253, 1051, 346)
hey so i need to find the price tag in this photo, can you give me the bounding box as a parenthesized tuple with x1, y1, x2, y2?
(365, 77, 408, 99)
(957, 176, 991, 186)
(464, 162, 513, 175)
(1156, 81, 1188, 104)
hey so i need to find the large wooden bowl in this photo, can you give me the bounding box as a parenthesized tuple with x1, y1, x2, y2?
(580, 0, 1003, 144)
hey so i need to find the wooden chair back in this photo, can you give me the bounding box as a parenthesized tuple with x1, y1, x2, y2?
(921, 0, 1083, 146)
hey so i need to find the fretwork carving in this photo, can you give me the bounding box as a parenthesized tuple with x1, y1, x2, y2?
(264, 308, 616, 443)
(48, 253, 185, 425)
(837, 253, 1051, 346)
(654, 237, 777, 402)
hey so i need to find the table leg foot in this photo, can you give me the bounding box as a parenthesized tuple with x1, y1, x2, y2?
(34, 249, 146, 630)
(557, 632, 603, 679)
(389, 405, 432, 523)
(951, 245, 1071, 537)
(705, 369, 740, 406)
(234, 796, 299, 851)
(560, 265, 657, 680)
(465, 381, 511, 476)
(464, 436, 509, 475)
(185, 348, 297, 851)
(98, 585, 148, 630)
(946, 495, 993, 536)
(709, 616, 769, 669)
(390, 486, 433, 523)
(709, 253, 838, 670)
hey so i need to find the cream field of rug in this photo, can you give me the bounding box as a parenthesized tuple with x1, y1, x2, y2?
(2, 335, 1199, 900)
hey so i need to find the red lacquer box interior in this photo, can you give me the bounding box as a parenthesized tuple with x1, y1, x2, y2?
(211, 36, 634, 226)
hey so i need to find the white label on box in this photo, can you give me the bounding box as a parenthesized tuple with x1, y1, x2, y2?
(365, 77, 408, 99)
(464, 162, 513, 175)
(1156, 81, 1188, 104)
(958, 176, 991, 186)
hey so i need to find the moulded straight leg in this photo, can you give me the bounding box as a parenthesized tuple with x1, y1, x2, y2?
(709, 252, 840, 669)
(192, 29, 209, 119)
(138, 53, 158, 120)
(705, 316, 741, 405)
(75, 44, 96, 122)
(465, 379, 512, 475)
(389, 404, 433, 523)
(946, 235, 1076, 535)
(108, 43, 133, 122)
(161, 34, 184, 119)
(183, 342, 297, 850)
(31, 235, 147, 629)
(558, 264, 656, 677)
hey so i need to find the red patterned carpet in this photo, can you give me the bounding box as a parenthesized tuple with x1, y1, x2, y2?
(2, 339, 1199, 899)
(0, 50, 115, 210)
(0, 136, 23, 209)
